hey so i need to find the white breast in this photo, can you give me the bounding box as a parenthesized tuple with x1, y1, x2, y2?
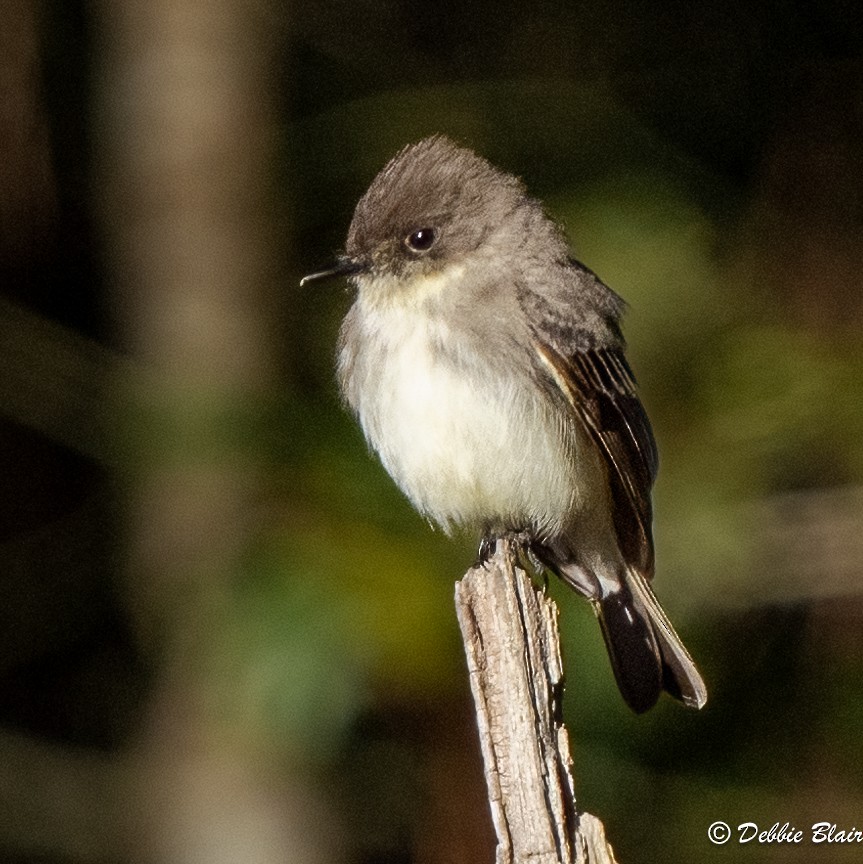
(339, 295, 588, 536)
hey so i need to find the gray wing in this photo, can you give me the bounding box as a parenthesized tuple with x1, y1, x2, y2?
(521, 265, 706, 712)
(521, 263, 659, 578)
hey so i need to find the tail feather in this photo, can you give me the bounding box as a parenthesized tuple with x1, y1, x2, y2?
(626, 568, 707, 710)
(535, 543, 707, 713)
(595, 574, 706, 713)
(596, 589, 663, 713)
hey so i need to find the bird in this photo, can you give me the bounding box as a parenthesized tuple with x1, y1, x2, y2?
(302, 135, 706, 713)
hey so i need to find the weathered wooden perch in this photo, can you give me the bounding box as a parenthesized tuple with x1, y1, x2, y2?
(454, 538, 619, 864)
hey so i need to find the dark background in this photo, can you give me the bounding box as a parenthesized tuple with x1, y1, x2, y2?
(2, 0, 862, 861)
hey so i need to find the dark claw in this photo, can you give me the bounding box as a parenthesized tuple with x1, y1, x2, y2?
(476, 535, 496, 567)
(525, 544, 549, 588)
(475, 531, 551, 589)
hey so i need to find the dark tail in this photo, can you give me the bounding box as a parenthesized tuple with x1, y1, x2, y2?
(596, 569, 707, 713)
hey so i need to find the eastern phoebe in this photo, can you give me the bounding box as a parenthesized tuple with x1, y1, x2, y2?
(302, 135, 706, 713)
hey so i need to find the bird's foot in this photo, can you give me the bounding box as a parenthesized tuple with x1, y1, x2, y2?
(475, 530, 549, 587)
(475, 534, 497, 567)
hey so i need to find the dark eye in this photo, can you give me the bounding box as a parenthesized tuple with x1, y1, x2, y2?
(405, 228, 437, 253)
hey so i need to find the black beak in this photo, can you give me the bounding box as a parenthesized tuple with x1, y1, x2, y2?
(300, 257, 366, 287)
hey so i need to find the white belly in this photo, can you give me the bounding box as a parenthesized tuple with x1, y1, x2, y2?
(340, 304, 587, 536)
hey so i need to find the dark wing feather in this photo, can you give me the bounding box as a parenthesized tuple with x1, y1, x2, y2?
(537, 340, 708, 710)
(521, 270, 707, 711)
(535, 341, 659, 578)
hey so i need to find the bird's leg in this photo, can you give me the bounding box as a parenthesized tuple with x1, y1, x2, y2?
(477, 528, 528, 566)
(525, 544, 550, 590)
(509, 531, 552, 591)
(476, 529, 550, 589)
(476, 529, 528, 567)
